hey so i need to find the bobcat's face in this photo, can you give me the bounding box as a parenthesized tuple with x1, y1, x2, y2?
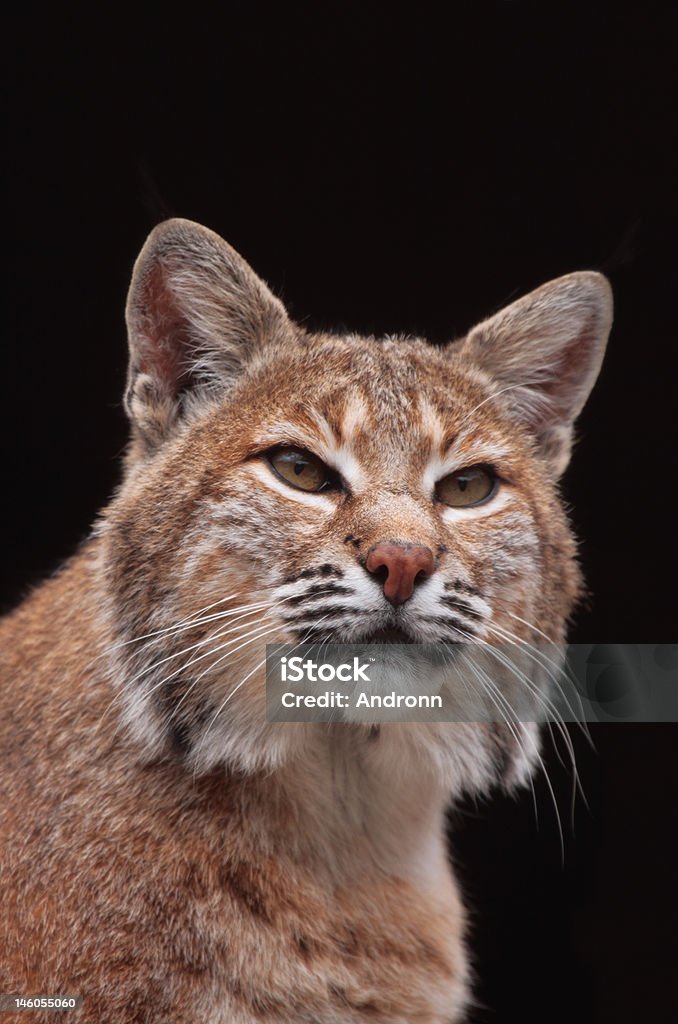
(101, 220, 611, 789)
(116, 336, 576, 647)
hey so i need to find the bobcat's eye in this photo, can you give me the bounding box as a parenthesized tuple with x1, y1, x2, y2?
(267, 447, 334, 492)
(436, 465, 497, 507)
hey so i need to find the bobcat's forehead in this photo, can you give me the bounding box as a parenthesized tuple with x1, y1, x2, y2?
(238, 334, 519, 487)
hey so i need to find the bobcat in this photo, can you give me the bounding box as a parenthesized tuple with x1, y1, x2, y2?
(0, 219, 612, 1023)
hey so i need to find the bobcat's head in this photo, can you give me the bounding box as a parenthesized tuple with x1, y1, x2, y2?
(100, 219, 611, 791)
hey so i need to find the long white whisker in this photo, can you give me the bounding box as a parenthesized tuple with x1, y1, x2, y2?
(194, 615, 333, 760)
(101, 583, 346, 665)
(192, 624, 291, 758)
(459, 649, 541, 829)
(483, 634, 577, 797)
(473, 652, 564, 862)
(496, 609, 593, 747)
(483, 627, 577, 757)
(460, 628, 570, 858)
(113, 620, 284, 749)
(485, 622, 588, 822)
(95, 592, 246, 661)
(137, 585, 343, 694)
(94, 605, 276, 732)
(137, 617, 280, 705)
(96, 579, 352, 745)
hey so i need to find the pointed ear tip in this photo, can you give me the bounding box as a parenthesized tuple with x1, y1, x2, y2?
(140, 217, 220, 251)
(569, 268, 613, 297)
(556, 270, 614, 318)
(127, 218, 231, 314)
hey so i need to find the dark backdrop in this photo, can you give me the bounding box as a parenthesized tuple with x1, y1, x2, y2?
(4, 6, 677, 1022)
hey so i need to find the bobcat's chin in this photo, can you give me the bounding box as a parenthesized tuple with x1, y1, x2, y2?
(353, 625, 417, 643)
(321, 624, 438, 645)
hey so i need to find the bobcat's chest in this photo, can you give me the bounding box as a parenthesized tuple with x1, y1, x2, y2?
(194, 864, 468, 1024)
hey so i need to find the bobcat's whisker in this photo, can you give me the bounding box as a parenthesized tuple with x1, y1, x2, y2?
(194, 615, 333, 763)
(463, 648, 565, 861)
(95, 603, 277, 735)
(104, 586, 334, 684)
(81, 600, 255, 695)
(455, 627, 565, 830)
(98, 586, 348, 735)
(493, 607, 593, 746)
(468, 628, 579, 839)
(481, 628, 576, 746)
(133, 617, 281, 704)
(172, 592, 258, 628)
(486, 622, 583, 727)
(181, 624, 287, 742)
(99, 604, 274, 705)
(113, 619, 284, 746)
(94, 591, 245, 660)
(480, 630, 577, 781)
(484, 621, 588, 822)
(97, 608, 281, 737)
(486, 601, 587, 702)
(458, 650, 542, 831)
(486, 616, 591, 762)
(124, 603, 276, 671)
(107, 583, 346, 662)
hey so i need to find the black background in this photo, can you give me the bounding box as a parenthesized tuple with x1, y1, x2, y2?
(4, 6, 677, 1022)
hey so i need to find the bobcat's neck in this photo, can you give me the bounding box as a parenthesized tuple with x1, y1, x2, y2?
(269, 732, 453, 890)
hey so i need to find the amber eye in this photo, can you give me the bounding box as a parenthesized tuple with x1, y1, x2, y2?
(436, 465, 497, 507)
(267, 447, 333, 492)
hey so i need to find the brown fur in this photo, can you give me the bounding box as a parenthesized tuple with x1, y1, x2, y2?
(0, 220, 612, 1022)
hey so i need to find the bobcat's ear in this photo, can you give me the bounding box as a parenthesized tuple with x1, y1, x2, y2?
(455, 272, 613, 476)
(124, 218, 289, 451)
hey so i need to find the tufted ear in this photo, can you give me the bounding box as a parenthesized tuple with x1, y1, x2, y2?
(124, 218, 289, 451)
(456, 272, 613, 476)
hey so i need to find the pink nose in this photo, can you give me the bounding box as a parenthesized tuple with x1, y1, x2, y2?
(365, 542, 435, 606)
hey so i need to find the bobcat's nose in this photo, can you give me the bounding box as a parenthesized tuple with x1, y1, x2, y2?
(365, 542, 435, 606)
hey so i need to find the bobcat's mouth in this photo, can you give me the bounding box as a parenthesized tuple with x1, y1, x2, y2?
(358, 626, 416, 644)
